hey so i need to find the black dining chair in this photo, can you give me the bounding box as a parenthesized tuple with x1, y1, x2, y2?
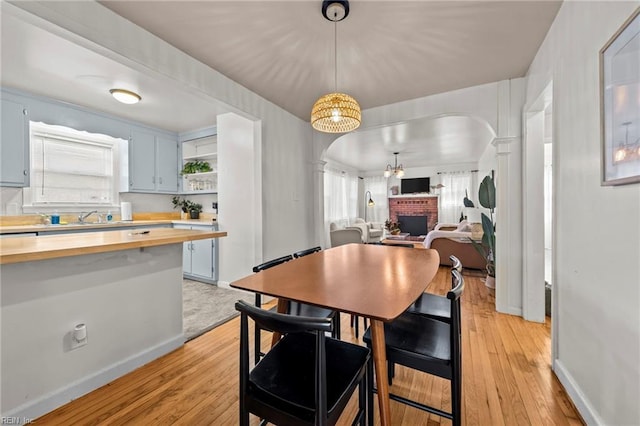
(253, 255, 293, 364)
(351, 243, 414, 339)
(362, 269, 465, 426)
(406, 255, 462, 322)
(236, 300, 370, 426)
(253, 255, 340, 365)
(293, 246, 322, 258)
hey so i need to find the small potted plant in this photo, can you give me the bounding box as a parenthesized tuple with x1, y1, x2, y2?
(172, 196, 189, 219)
(384, 219, 401, 235)
(188, 202, 203, 219)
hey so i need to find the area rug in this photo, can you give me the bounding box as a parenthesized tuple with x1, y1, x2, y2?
(183, 279, 255, 341)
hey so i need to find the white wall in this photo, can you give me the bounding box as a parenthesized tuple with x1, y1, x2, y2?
(217, 113, 262, 285)
(525, 2, 640, 424)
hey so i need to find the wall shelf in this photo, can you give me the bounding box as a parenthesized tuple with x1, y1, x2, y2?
(183, 152, 217, 161)
(183, 171, 217, 179)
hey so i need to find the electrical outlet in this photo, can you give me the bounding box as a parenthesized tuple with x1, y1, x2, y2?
(70, 324, 88, 350)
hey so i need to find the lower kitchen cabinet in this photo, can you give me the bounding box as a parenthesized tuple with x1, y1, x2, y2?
(174, 224, 218, 283)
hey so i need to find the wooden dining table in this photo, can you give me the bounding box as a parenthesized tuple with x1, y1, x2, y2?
(230, 243, 440, 426)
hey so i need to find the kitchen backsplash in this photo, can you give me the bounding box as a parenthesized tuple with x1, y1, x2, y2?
(0, 189, 218, 216)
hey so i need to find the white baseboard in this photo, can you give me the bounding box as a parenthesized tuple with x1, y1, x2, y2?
(554, 359, 603, 425)
(3, 335, 184, 421)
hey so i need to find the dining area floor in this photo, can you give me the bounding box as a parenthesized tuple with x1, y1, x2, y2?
(35, 267, 583, 425)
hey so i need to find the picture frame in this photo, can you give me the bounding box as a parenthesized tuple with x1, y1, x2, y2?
(600, 7, 640, 186)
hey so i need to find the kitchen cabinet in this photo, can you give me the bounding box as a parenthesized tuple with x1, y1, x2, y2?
(1, 99, 29, 187)
(174, 223, 218, 283)
(180, 132, 217, 194)
(128, 128, 179, 193)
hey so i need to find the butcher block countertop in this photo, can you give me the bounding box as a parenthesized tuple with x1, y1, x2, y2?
(0, 228, 227, 264)
(0, 219, 221, 234)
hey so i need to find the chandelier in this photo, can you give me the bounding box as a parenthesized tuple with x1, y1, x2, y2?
(310, 1, 361, 133)
(614, 121, 640, 163)
(384, 152, 404, 178)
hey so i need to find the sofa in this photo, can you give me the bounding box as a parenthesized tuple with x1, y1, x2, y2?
(349, 218, 384, 243)
(422, 221, 486, 270)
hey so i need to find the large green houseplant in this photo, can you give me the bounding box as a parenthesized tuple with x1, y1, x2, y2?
(468, 175, 496, 287)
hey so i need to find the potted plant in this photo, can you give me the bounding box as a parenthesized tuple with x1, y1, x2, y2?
(172, 196, 189, 219)
(384, 219, 401, 235)
(172, 196, 203, 220)
(468, 175, 496, 288)
(188, 202, 202, 219)
(180, 160, 212, 176)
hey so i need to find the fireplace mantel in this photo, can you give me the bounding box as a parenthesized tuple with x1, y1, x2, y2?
(388, 193, 438, 198)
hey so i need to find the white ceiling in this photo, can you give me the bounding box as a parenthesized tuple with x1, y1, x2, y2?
(328, 114, 496, 170)
(2, 1, 562, 171)
(0, 11, 234, 133)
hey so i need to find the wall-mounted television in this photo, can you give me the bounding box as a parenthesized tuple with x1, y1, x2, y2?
(400, 177, 431, 194)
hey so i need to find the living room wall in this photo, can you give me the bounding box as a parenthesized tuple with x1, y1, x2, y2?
(525, 2, 640, 424)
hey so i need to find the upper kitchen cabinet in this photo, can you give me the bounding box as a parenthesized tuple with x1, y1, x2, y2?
(180, 127, 217, 194)
(1, 99, 29, 187)
(128, 128, 179, 193)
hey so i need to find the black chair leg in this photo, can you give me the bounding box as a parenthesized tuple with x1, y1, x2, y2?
(254, 294, 262, 365)
(452, 368, 462, 426)
(333, 314, 341, 340)
(367, 357, 374, 426)
(358, 361, 367, 426)
(387, 361, 396, 386)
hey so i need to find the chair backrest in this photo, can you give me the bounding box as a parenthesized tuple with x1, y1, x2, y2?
(330, 228, 363, 247)
(235, 300, 333, 423)
(252, 254, 293, 273)
(449, 255, 462, 272)
(293, 246, 322, 259)
(448, 269, 465, 372)
(379, 242, 414, 248)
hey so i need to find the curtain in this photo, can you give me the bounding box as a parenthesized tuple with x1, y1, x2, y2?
(363, 176, 388, 223)
(438, 171, 473, 224)
(324, 168, 358, 230)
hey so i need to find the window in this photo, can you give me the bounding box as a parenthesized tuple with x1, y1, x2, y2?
(324, 168, 358, 229)
(23, 122, 124, 212)
(438, 171, 474, 223)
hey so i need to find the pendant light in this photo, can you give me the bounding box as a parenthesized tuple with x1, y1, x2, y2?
(383, 152, 405, 178)
(311, 1, 361, 133)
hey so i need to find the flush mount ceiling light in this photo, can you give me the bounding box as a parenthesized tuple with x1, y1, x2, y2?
(310, 0, 361, 133)
(384, 152, 404, 178)
(109, 88, 141, 104)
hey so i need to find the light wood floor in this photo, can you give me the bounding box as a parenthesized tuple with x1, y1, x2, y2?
(36, 267, 583, 425)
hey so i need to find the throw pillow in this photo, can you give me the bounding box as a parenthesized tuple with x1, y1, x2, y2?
(456, 221, 471, 232)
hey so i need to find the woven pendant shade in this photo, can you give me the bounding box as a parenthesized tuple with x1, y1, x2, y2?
(311, 92, 361, 133)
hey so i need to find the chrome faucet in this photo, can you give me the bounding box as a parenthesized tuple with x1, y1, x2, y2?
(78, 210, 98, 223)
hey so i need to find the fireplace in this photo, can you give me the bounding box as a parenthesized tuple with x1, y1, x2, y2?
(388, 195, 438, 232)
(398, 215, 428, 236)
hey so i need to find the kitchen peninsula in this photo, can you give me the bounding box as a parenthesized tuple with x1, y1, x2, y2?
(0, 227, 227, 420)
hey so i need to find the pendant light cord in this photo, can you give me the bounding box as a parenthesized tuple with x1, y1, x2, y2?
(334, 12, 338, 93)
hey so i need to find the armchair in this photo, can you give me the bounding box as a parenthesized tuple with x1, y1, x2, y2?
(350, 218, 384, 243)
(422, 221, 486, 270)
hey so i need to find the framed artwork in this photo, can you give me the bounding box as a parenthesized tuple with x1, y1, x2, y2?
(600, 7, 640, 186)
